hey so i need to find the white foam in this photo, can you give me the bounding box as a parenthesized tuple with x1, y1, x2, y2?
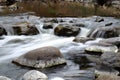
(51, 77, 64, 80)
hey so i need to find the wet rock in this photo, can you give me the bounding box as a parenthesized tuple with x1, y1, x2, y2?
(95, 17, 104, 22)
(72, 23, 85, 27)
(99, 37, 120, 48)
(44, 19, 58, 23)
(85, 42, 118, 54)
(12, 22, 39, 35)
(54, 25, 80, 37)
(105, 22, 113, 26)
(0, 76, 11, 80)
(12, 46, 66, 68)
(73, 54, 96, 69)
(22, 70, 48, 80)
(73, 37, 94, 43)
(88, 27, 119, 38)
(63, 70, 95, 80)
(0, 27, 7, 36)
(101, 52, 120, 68)
(95, 71, 120, 80)
(43, 23, 53, 29)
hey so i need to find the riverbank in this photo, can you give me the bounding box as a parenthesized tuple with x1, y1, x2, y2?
(0, 1, 120, 18)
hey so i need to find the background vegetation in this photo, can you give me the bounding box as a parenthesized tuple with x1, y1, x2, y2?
(0, 1, 120, 17)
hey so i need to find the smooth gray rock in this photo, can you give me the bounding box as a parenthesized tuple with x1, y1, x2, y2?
(0, 76, 11, 80)
(22, 70, 48, 80)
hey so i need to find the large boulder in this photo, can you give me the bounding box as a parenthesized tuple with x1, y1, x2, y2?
(85, 42, 118, 54)
(12, 22, 39, 35)
(54, 25, 80, 37)
(12, 46, 66, 68)
(0, 76, 11, 80)
(0, 26, 7, 36)
(22, 70, 48, 80)
(88, 27, 119, 38)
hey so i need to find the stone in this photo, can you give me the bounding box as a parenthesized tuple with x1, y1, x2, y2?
(0, 76, 11, 80)
(0, 26, 7, 36)
(12, 46, 66, 68)
(54, 25, 80, 37)
(101, 52, 120, 68)
(95, 72, 120, 80)
(22, 70, 48, 80)
(85, 42, 118, 54)
(95, 17, 104, 22)
(105, 22, 113, 26)
(88, 27, 119, 38)
(73, 37, 94, 43)
(43, 23, 53, 29)
(99, 37, 120, 48)
(72, 23, 85, 27)
(12, 22, 39, 35)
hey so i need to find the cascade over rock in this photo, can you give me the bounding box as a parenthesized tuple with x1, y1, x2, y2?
(88, 27, 119, 38)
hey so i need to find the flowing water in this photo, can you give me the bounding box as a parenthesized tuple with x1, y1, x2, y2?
(0, 15, 120, 80)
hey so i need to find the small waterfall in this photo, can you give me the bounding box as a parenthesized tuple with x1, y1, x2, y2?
(78, 27, 90, 37)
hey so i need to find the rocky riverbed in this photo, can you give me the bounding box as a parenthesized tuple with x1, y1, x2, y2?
(0, 14, 120, 80)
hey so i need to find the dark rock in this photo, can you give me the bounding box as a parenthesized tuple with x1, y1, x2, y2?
(12, 22, 39, 35)
(0, 27, 7, 36)
(69, 20, 73, 23)
(54, 25, 80, 37)
(43, 23, 53, 29)
(105, 22, 113, 26)
(12, 46, 66, 68)
(88, 27, 119, 38)
(73, 23, 85, 27)
(95, 17, 104, 22)
(73, 37, 95, 43)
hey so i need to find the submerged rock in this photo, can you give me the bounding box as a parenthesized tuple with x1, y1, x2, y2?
(101, 52, 120, 68)
(85, 43, 118, 54)
(73, 37, 94, 43)
(99, 37, 120, 48)
(88, 27, 119, 38)
(12, 22, 39, 35)
(54, 25, 80, 37)
(0, 76, 11, 80)
(12, 46, 66, 68)
(22, 70, 48, 80)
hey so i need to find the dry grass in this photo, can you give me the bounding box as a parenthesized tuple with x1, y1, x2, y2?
(0, 1, 120, 17)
